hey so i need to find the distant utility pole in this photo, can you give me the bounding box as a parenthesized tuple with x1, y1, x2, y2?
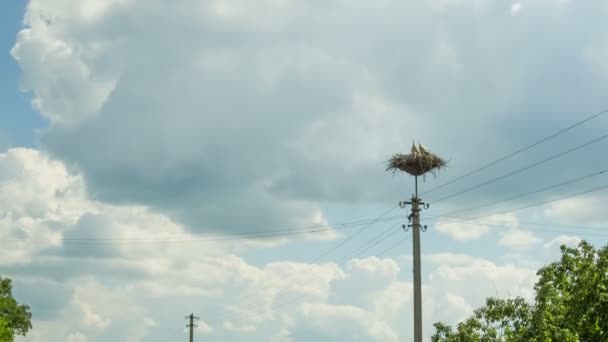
(185, 313, 199, 342)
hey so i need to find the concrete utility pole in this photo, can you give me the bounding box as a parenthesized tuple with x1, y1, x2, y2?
(185, 313, 199, 342)
(387, 141, 445, 342)
(400, 177, 428, 342)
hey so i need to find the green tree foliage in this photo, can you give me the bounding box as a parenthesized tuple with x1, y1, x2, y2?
(0, 317, 12, 342)
(432, 241, 608, 342)
(0, 277, 32, 341)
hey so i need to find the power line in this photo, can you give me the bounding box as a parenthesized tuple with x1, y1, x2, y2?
(428, 217, 608, 238)
(0, 214, 404, 245)
(216, 207, 402, 321)
(512, 220, 608, 232)
(194, 219, 606, 340)
(437, 217, 608, 232)
(343, 224, 401, 258)
(309, 205, 399, 263)
(432, 132, 608, 203)
(422, 107, 608, 196)
(211, 205, 400, 323)
(433, 183, 608, 223)
(217, 220, 408, 324)
(377, 236, 409, 257)
(222, 214, 596, 329)
(232, 210, 399, 314)
(437, 169, 608, 217)
(268, 222, 407, 314)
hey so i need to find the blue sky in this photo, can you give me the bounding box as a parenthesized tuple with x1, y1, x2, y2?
(1, 1, 608, 341)
(0, 0, 45, 148)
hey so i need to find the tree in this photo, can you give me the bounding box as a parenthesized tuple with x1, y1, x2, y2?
(0, 317, 12, 342)
(0, 276, 32, 341)
(432, 241, 608, 341)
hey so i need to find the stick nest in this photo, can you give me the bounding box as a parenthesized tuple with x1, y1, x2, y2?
(386, 142, 447, 176)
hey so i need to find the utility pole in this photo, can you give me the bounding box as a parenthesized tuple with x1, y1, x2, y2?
(387, 141, 445, 342)
(400, 176, 428, 342)
(185, 313, 199, 342)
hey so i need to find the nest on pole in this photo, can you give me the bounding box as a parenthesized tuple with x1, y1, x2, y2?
(386, 141, 447, 177)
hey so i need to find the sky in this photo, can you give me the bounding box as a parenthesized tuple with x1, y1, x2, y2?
(1, 0, 608, 341)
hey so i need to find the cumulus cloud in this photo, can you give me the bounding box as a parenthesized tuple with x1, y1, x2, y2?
(435, 214, 519, 241)
(543, 195, 608, 225)
(12, 0, 608, 238)
(67, 332, 88, 342)
(435, 221, 491, 241)
(297, 303, 398, 342)
(498, 229, 542, 250)
(197, 321, 213, 334)
(0, 153, 536, 341)
(0, 148, 229, 270)
(511, 3, 523, 15)
(6, 0, 608, 340)
(441, 293, 474, 323)
(543, 234, 581, 250)
(539, 234, 582, 261)
(427, 253, 478, 266)
(428, 254, 537, 304)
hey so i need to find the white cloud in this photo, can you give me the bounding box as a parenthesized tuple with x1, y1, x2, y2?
(511, 3, 523, 15)
(7, 0, 608, 340)
(543, 196, 607, 225)
(299, 303, 398, 342)
(435, 221, 490, 241)
(429, 255, 537, 303)
(498, 229, 541, 250)
(0, 148, 552, 341)
(10, 28, 116, 124)
(427, 253, 478, 266)
(542, 234, 582, 261)
(15, 0, 604, 238)
(442, 293, 474, 323)
(12, 0, 608, 242)
(67, 332, 88, 342)
(198, 321, 213, 334)
(543, 234, 581, 250)
(543, 235, 581, 254)
(79, 303, 110, 329)
(436, 214, 522, 241)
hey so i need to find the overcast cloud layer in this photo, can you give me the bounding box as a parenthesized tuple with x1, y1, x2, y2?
(3, 0, 608, 340)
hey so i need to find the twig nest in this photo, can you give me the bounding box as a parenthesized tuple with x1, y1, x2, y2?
(386, 142, 447, 176)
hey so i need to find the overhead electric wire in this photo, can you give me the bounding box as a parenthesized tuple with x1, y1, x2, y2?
(437, 169, 608, 217)
(157, 167, 608, 334)
(342, 223, 402, 258)
(231, 212, 606, 325)
(433, 216, 608, 232)
(377, 236, 409, 257)
(439, 183, 608, 223)
(431, 132, 608, 204)
(309, 204, 399, 263)
(209, 176, 608, 322)
(269, 222, 408, 314)
(0, 213, 404, 245)
(426, 216, 608, 238)
(510, 220, 608, 232)
(422, 107, 608, 196)
(349, 226, 402, 257)
(423, 182, 608, 231)
(212, 205, 401, 322)
(229, 208, 400, 310)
